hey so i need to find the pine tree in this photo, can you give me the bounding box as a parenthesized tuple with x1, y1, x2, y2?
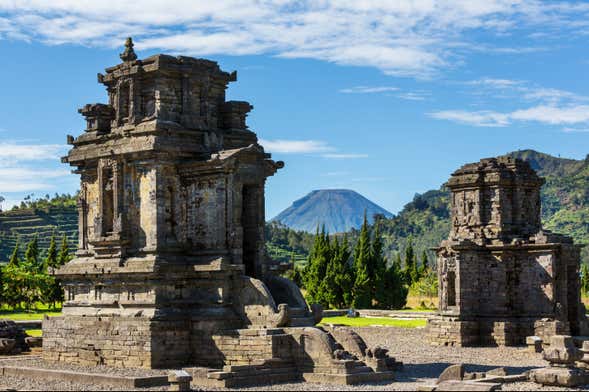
(353, 213, 372, 308)
(403, 239, 417, 284)
(0, 264, 4, 307)
(323, 235, 354, 309)
(394, 252, 402, 271)
(46, 232, 58, 269)
(372, 222, 388, 308)
(338, 235, 355, 308)
(45, 232, 63, 309)
(24, 235, 41, 273)
(324, 237, 342, 308)
(381, 256, 409, 309)
(8, 240, 20, 266)
(418, 250, 430, 278)
(291, 266, 303, 288)
(303, 225, 331, 307)
(57, 234, 71, 266)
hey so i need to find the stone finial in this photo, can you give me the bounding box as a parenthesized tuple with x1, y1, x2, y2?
(119, 37, 137, 62)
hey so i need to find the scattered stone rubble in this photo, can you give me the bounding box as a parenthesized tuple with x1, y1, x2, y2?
(0, 319, 31, 355)
(40, 38, 399, 386)
(529, 335, 589, 387)
(428, 157, 589, 347)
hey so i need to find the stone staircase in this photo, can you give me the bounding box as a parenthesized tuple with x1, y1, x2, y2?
(204, 358, 300, 387)
(193, 326, 397, 387)
(302, 358, 394, 384)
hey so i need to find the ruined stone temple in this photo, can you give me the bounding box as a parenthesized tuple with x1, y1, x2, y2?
(428, 156, 589, 346)
(42, 38, 397, 386)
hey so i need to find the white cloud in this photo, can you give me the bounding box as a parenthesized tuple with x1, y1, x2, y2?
(339, 86, 399, 94)
(464, 78, 586, 105)
(563, 127, 589, 133)
(0, 180, 60, 192)
(511, 105, 589, 124)
(435, 77, 589, 128)
(0, 167, 71, 192)
(259, 139, 333, 154)
(397, 92, 429, 101)
(322, 171, 350, 176)
(321, 153, 368, 159)
(430, 104, 589, 127)
(467, 78, 524, 88)
(0, 143, 65, 161)
(521, 88, 586, 104)
(259, 139, 366, 158)
(350, 177, 386, 182)
(0, 142, 71, 194)
(1, 1, 589, 78)
(429, 110, 510, 127)
(340, 86, 429, 101)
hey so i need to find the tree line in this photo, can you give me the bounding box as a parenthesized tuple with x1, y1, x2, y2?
(296, 213, 435, 310)
(1, 233, 71, 310)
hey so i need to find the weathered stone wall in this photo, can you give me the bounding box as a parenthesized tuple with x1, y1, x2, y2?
(429, 157, 588, 347)
(44, 312, 244, 369)
(212, 329, 293, 366)
(43, 316, 154, 367)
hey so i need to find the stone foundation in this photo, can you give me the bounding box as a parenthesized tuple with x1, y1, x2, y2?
(43, 316, 177, 368)
(427, 316, 569, 347)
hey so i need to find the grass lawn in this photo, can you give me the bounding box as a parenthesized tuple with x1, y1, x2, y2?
(2, 311, 61, 320)
(0, 306, 61, 320)
(25, 329, 42, 337)
(320, 316, 426, 328)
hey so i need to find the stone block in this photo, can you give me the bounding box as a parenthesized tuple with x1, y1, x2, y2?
(529, 367, 589, 387)
(437, 364, 464, 383)
(526, 336, 543, 353)
(168, 370, 192, 391)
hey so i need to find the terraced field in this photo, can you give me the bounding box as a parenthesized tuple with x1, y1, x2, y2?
(0, 206, 78, 261)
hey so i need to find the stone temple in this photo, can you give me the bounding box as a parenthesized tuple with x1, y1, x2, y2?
(428, 156, 589, 346)
(42, 38, 398, 386)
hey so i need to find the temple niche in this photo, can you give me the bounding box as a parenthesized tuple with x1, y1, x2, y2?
(42, 38, 398, 386)
(428, 157, 589, 346)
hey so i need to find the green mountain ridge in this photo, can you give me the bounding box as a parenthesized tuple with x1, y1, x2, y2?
(371, 149, 589, 265)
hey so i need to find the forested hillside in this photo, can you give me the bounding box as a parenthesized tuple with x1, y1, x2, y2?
(267, 150, 589, 267)
(0, 195, 77, 262)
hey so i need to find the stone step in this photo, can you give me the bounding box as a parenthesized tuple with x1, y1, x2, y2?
(289, 317, 316, 327)
(347, 365, 374, 374)
(221, 358, 293, 373)
(303, 370, 394, 385)
(223, 371, 300, 388)
(208, 366, 299, 381)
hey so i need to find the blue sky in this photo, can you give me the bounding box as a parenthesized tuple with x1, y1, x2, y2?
(0, 1, 588, 218)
